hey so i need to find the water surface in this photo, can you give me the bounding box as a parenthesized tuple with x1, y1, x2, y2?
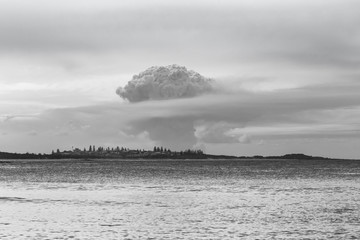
(0, 159, 359, 239)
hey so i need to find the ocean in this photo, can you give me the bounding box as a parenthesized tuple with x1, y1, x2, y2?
(0, 159, 359, 239)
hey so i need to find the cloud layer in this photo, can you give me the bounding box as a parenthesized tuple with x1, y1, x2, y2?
(1, 1, 360, 158)
(116, 65, 214, 102)
(3, 76, 360, 158)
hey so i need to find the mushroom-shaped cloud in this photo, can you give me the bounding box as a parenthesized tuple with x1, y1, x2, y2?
(116, 64, 215, 102)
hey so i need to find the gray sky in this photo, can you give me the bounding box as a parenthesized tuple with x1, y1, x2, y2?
(1, 0, 360, 158)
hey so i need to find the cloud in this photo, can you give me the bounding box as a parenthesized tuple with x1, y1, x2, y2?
(1, 0, 359, 72)
(121, 80, 360, 151)
(1, 1, 360, 158)
(194, 121, 246, 144)
(116, 65, 215, 102)
(127, 116, 198, 150)
(28, 130, 38, 136)
(2, 0, 360, 118)
(2, 77, 360, 157)
(0, 114, 39, 122)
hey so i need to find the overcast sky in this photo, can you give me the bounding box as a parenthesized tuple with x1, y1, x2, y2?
(1, 0, 360, 158)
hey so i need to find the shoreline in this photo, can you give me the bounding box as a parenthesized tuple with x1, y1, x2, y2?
(0, 157, 358, 162)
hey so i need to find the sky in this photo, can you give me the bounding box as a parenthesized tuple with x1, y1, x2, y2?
(1, 0, 360, 159)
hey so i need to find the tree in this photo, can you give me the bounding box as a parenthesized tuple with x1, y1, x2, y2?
(89, 145, 92, 152)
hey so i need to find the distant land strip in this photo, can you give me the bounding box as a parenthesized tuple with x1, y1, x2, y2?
(0, 146, 352, 160)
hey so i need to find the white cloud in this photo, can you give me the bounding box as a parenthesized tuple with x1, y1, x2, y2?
(116, 65, 215, 102)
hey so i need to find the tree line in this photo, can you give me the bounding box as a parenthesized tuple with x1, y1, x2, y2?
(51, 145, 204, 156)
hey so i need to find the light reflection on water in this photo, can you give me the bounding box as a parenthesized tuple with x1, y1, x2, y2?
(0, 159, 359, 239)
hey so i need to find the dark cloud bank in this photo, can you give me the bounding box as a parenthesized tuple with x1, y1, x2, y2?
(112, 65, 360, 151)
